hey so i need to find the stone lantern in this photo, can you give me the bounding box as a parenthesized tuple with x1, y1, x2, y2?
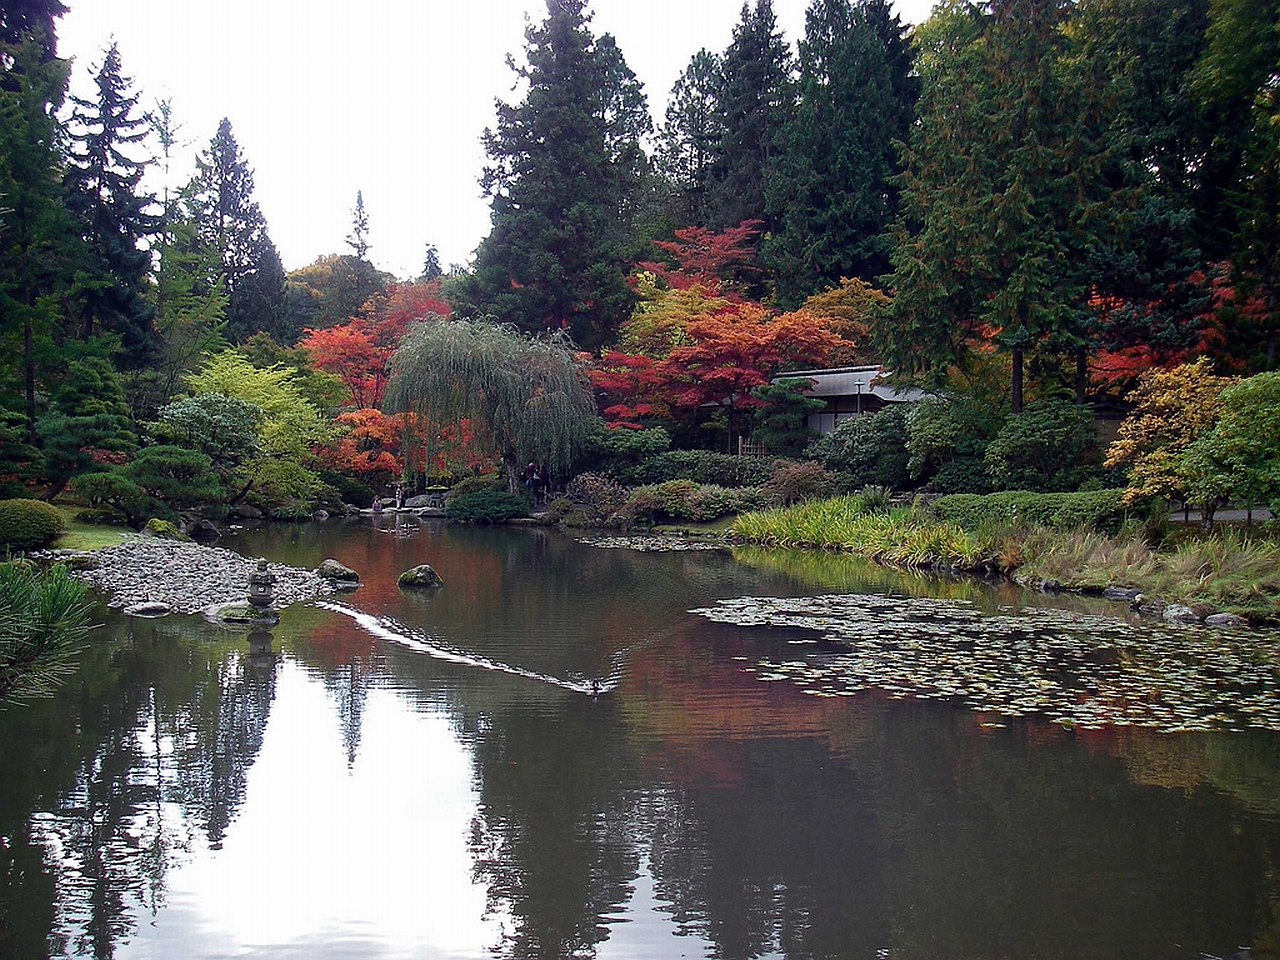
(247, 559, 276, 610)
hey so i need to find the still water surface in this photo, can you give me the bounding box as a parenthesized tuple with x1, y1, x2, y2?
(2, 516, 1279, 959)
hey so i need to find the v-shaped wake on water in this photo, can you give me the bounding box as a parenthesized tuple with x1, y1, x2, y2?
(314, 600, 627, 695)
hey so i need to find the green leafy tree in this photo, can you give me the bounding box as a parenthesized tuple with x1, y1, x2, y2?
(1178, 371, 1280, 515)
(453, 0, 651, 348)
(0, 561, 91, 703)
(185, 118, 286, 343)
(182, 350, 336, 504)
(983, 398, 1097, 491)
(35, 355, 135, 498)
(386, 318, 596, 492)
(808, 404, 911, 489)
(62, 42, 157, 366)
(154, 393, 262, 475)
(764, 0, 917, 305)
(704, 0, 793, 231)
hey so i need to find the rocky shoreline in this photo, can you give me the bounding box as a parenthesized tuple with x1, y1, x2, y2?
(43, 536, 337, 616)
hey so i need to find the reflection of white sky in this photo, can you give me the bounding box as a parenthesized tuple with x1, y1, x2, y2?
(119, 661, 503, 959)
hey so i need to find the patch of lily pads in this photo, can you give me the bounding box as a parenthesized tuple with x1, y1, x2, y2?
(580, 535, 726, 552)
(690, 594, 1280, 734)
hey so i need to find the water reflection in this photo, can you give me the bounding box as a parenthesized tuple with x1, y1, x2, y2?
(0, 521, 1278, 959)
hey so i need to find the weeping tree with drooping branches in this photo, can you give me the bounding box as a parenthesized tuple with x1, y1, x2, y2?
(385, 317, 596, 493)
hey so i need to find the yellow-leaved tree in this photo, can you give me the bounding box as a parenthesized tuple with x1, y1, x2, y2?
(1105, 359, 1238, 508)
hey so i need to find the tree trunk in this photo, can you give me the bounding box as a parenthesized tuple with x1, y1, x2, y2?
(1011, 346, 1024, 414)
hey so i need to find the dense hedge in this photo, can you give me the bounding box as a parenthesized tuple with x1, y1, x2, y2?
(931, 489, 1132, 533)
(622, 450, 778, 487)
(445, 490, 529, 523)
(0, 498, 65, 551)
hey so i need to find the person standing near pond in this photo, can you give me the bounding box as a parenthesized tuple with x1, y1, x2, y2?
(394, 481, 404, 511)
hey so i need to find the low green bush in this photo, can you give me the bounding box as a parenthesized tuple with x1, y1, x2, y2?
(0, 498, 66, 551)
(444, 474, 505, 502)
(623, 450, 776, 487)
(639, 480, 764, 522)
(932, 489, 1131, 533)
(318, 470, 375, 508)
(445, 490, 529, 523)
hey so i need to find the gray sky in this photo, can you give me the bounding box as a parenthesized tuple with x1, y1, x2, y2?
(59, 0, 934, 281)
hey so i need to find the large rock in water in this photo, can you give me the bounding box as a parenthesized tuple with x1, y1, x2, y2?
(398, 564, 443, 588)
(317, 558, 359, 586)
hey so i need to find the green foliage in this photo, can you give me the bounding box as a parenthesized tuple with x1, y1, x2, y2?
(444, 489, 530, 524)
(0, 561, 92, 702)
(750, 378, 825, 457)
(317, 470, 374, 509)
(764, 0, 917, 304)
(905, 397, 1001, 481)
(623, 449, 776, 487)
(808, 405, 910, 489)
(444, 474, 506, 502)
(983, 399, 1098, 492)
(0, 498, 64, 550)
(124, 444, 223, 506)
(1178, 371, 1280, 511)
(931, 489, 1131, 534)
(577, 419, 671, 477)
(36, 356, 136, 496)
(154, 393, 263, 471)
(387, 319, 596, 489)
(926, 457, 993, 495)
(635, 479, 765, 522)
(71, 471, 170, 526)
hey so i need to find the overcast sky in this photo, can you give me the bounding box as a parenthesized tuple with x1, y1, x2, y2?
(58, 0, 934, 281)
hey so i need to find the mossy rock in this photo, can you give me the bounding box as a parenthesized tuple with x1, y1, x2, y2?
(398, 564, 444, 588)
(142, 517, 190, 540)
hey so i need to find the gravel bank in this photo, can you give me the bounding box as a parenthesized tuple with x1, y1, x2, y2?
(65, 537, 335, 615)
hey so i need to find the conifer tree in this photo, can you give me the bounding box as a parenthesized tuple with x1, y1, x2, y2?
(454, 0, 651, 348)
(764, 0, 917, 306)
(704, 0, 793, 231)
(185, 118, 285, 343)
(62, 42, 158, 366)
(655, 49, 725, 226)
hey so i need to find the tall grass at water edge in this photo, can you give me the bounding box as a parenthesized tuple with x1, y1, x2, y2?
(731, 496, 988, 569)
(734, 497, 1280, 616)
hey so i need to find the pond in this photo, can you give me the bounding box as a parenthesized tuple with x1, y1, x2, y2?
(2, 515, 1280, 959)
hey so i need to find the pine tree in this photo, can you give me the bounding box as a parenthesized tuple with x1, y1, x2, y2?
(655, 49, 725, 226)
(453, 0, 651, 348)
(764, 0, 918, 306)
(346, 190, 370, 260)
(0, 35, 74, 443)
(185, 118, 285, 343)
(62, 42, 158, 366)
(703, 0, 793, 231)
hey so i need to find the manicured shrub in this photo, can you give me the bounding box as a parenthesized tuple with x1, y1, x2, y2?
(761, 460, 841, 506)
(0, 499, 65, 551)
(932, 489, 1131, 533)
(577, 420, 671, 477)
(624, 450, 775, 487)
(926, 457, 993, 494)
(444, 490, 530, 523)
(444, 474, 505, 502)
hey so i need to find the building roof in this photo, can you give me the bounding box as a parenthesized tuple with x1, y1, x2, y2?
(778, 366, 932, 403)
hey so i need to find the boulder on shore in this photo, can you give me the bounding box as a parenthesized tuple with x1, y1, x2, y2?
(398, 564, 443, 588)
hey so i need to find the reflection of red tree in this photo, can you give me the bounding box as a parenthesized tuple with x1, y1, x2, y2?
(620, 624, 853, 789)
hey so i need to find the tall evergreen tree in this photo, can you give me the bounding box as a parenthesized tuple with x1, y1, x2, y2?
(346, 189, 370, 260)
(881, 0, 1110, 412)
(654, 49, 725, 226)
(62, 42, 158, 366)
(764, 0, 918, 306)
(703, 0, 793, 231)
(0, 35, 73, 443)
(452, 0, 651, 348)
(0, 0, 66, 59)
(185, 118, 285, 343)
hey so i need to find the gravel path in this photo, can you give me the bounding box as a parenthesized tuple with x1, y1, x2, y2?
(65, 536, 335, 615)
